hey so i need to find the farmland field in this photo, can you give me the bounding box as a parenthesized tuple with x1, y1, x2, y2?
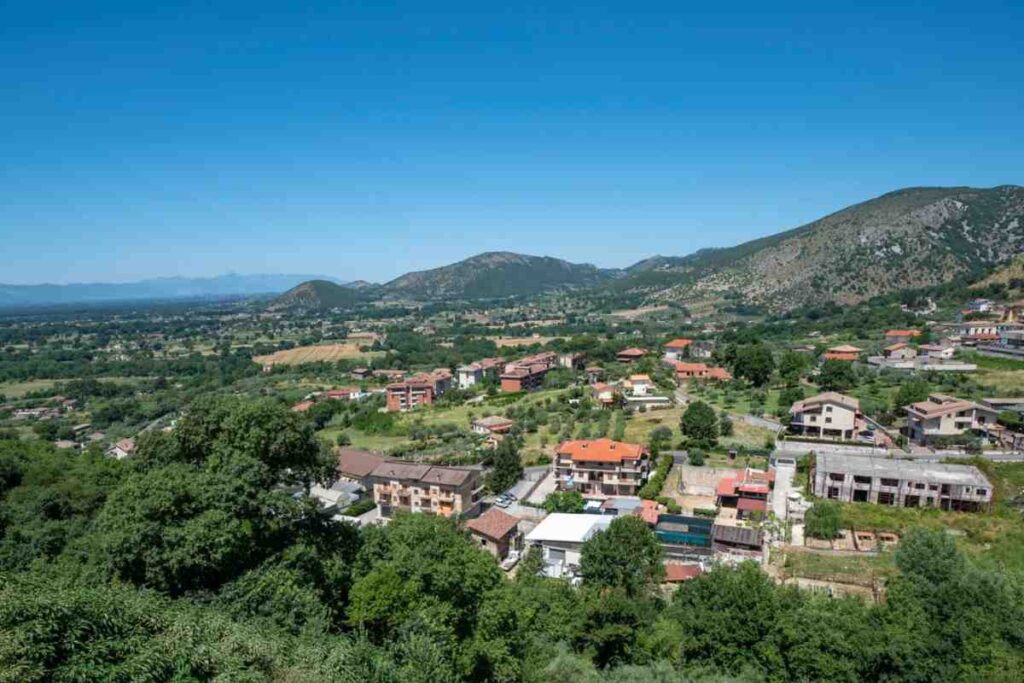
(253, 343, 381, 366)
(490, 336, 565, 348)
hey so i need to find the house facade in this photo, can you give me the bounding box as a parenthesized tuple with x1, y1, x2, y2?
(555, 438, 650, 497)
(663, 338, 692, 361)
(524, 513, 612, 578)
(789, 392, 865, 441)
(370, 461, 483, 518)
(904, 393, 997, 445)
(465, 507, 521, 560)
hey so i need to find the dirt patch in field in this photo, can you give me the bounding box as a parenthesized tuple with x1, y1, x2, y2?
(608, 305, 670, 320)
(491, 336, 565, 348)
(254, 343, 377, 366)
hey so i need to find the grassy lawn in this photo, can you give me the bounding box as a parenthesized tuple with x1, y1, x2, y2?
(0, 379, 62, 398)
(779, 549, 897, 586)
(1, 376, 152, 400)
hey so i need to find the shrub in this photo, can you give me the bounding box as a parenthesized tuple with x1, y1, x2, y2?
(805, 500, 843, 539)
(639, 454, 673, 500)
(688, 449, 705, 466)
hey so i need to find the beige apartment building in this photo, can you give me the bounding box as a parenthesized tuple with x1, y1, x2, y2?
(789, 392, 865, 441)
(555, 438, 649, 497)
(370, 461, 483, 518)
(904, 393, 998, 445)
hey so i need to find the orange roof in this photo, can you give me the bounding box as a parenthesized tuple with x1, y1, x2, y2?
(707, 367, 732, 380)
(664, 563, 702, 582)
(674, 362, 708, 372)
(827, 344, 862, 353)
(885, 342, 908, 351)
(617, 347, 647, 357)
(291, 401, 314, 412)
(637, 499, 663, 526)
(557, 438, 646, 463)
(664, 338, 692, 349)
(885, 329, 921, 337)
(628, 374, 652, 382)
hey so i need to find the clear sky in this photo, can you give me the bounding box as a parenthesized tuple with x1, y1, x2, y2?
(2, 1, 1022, 284)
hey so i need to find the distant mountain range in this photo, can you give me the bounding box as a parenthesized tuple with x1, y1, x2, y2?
(7, 186, 1023, 312)
(0, 273, 344, 308)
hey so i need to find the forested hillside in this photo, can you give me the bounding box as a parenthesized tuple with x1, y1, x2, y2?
(1, 398, 1021, 681)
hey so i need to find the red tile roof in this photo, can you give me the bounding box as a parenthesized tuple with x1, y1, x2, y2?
(616, 347, 647, 358)
(885, 329, 921, 337)
(466, 507, 520, 541)
(291, 401, 314, 412)
(557, 438, 646, 463)
(717, 478, 738, 496)
(737, 497, 768, 512)
(664, 338, 692, 349)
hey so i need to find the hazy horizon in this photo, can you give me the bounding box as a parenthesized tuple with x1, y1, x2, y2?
(3, 2, 1022, 284)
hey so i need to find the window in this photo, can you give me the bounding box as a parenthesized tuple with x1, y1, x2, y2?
(828, 487, 840, 499)
(880, 478, 899, 487)
(914, 483, 925, 490)
(854, 476, 871, 484)
(829, 473, 845, 482)
(877, 492, 895, 505)
(826, 406, 833, 413)
(825, 417, 832, 424)
(977, 489, 987, 496)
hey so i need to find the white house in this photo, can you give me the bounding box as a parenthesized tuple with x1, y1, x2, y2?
(108, 438, 136, 460)
(524, 513, 612, 579)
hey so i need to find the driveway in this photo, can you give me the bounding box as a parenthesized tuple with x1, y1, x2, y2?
(772, 461, 796, 521)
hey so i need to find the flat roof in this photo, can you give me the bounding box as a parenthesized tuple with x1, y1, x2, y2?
(816, 452, 991, 488)
(525, 513, 612, 544)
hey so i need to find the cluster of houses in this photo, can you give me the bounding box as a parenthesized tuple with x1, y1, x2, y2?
(787, 388, 1019, 449)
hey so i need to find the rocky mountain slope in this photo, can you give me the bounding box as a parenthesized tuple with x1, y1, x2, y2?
(634, 186, 1024, 311)
(381, 251, 618, 300)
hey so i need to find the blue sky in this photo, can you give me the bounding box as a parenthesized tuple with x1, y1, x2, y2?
(2, 1, 1022, 284)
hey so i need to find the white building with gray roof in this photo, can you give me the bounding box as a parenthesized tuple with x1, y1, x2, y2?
(812, 452, 992, 512)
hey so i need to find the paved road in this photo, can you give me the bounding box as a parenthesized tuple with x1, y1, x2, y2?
(739, 414, 783, 431)
(772, 461, 796, 521)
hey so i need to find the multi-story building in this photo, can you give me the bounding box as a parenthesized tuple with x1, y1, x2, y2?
(555, 438, 650, 497)
(370, 461, 483, 518)
(456, 357, 505, 389)
(789, 392, 866, 441)
(812, 452, 992, 512)
(500, 352, 558, 393)
(385, 369, 452, 412)
(663, 338, 692, 361)
(904, 393, 997, 445)
(558, 352, 587, 370)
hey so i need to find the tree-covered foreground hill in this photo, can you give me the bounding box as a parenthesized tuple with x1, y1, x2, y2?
(1, 397, 1022, 682)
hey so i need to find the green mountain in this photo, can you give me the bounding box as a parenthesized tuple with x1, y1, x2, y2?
(625, 185, 1024, 311)
(381, 251, 619, 300)
(271, 279, 369, 309)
